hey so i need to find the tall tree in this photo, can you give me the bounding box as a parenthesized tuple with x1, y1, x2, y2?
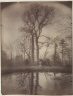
(21, 4, 55, 65)
(59, 38, 69, 66)
(54, 43, 57, 66)
(6, 43, 13, 64)
(16, 34, 31, 63)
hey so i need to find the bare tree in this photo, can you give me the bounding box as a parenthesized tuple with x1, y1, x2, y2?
(54, 43, 57, 66)
(16, 34, 32, 64)
(59, 38, 69, 66)
(42, 36, 59, 65)
(6, 43, 14, 64)
(21, 4, 55, 65)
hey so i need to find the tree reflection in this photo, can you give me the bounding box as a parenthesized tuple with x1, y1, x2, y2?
(16, 72, 39, 95)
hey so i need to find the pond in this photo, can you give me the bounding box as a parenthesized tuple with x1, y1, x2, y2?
(1, 72, 72, 95)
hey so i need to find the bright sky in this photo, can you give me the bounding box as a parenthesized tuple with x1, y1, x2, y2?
(1, 2, 72, 59)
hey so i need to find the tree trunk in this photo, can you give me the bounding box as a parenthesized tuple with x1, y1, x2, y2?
(29, 48, 31, 64)
(36, 37, 39, 65)
(23, 47, 25, 62)
(32, 34, 34, 65)
(54, 43, 56, 66)
(62, 44, 63, 66)
(35, 36, 39, 94)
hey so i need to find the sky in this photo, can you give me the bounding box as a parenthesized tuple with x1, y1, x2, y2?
(1, 2, 72, 59)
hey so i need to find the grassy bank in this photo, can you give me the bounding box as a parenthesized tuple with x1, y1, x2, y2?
(2, 65, 72, 75)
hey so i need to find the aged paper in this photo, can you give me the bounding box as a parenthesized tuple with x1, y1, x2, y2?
(1, 1, 72, 95)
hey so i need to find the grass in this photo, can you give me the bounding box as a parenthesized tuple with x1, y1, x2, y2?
(2, 65, 72, 75)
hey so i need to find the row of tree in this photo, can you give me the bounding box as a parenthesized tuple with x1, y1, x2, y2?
(2, 4, 72, 67)
(2, 37, 72, 67)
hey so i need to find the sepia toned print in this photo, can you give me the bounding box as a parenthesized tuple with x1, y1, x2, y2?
(1, 2, 72, 95)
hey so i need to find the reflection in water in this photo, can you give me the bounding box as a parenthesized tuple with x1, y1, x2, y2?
(1, 72, 72, 95)
(16, 73, 31, 94)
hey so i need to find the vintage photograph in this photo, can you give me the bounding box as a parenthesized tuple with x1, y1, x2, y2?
(1, 1, 72, 95)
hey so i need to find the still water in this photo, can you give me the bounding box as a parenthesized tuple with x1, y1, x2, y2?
(2, 72, 72, 95)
